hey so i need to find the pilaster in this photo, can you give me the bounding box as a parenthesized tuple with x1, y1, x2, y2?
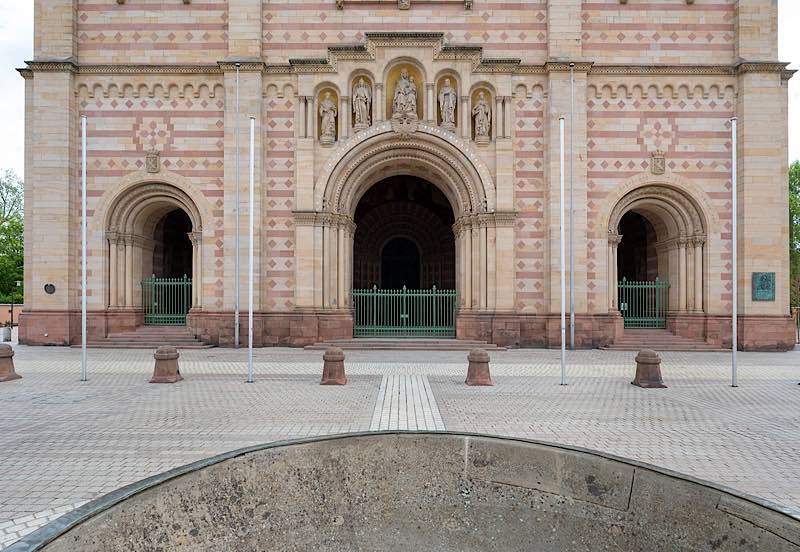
(34, 0, 77, 61)
(227, 0, 263, 60)
(547, 0, 583, 61)
(222, 63, 264, 310)
(735, 0, 778, 62)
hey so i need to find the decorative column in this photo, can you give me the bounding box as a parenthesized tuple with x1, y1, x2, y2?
(678, 235, 688, 312)
(426, 83, 435, 123)
(494, 96, 503, 139)
(462, 218, 473, 309)
(339, 95, 349, 140)
(693, 235, 704, 312)
(460, 96, 470, 139)
(305, 96, 315, 139)
(479, 221, 487, 309)
(107, 233, 119, 308)
(502, 96, 512, 138)
(189, 231, 202, 308)
(608, 233, 622, 310)
(375, 83, 384, 121)
(337, 218, 346, 309)
(471, 220, 480, 309)
(124, 235, 134, 307)
(485, 218, 496, 311)
(322, 218, 332, 308)
(299, 96, 308, 138)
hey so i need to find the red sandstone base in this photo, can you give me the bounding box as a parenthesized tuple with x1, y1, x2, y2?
(631, 349, 667, 389)
(16, 309, 797, 352)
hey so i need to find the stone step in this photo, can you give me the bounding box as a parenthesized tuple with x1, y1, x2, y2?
(306, 338, 504, 351)
(79, 342, 214, 350)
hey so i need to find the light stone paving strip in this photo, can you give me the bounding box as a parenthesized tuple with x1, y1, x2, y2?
(0, 501, 88, 549)
(0, 345, 798, 550)
(370, 375, 446, 431)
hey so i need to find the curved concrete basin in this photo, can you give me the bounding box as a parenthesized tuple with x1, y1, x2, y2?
(9, 432, 800, 551)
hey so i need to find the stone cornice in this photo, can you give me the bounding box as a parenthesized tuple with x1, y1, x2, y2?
(218, 61, 267, 73)
(545, 61, 594, 73)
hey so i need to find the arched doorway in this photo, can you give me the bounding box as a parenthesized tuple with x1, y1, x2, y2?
(352, 176, 457, 337)
(105, 182, 203, 326)
(608, 185, 707, 330)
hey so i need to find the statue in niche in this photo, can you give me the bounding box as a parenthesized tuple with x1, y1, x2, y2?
(352, 77, 372, 131)
(390, 67, 419, 134)
(438, 78, 457, 131)
(392, 68, 418, 120)
(319, 91, 337, 145)
(472, 91, 491, 145)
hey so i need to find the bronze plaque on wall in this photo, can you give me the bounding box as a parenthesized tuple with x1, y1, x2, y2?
(752, 272, 775, 301)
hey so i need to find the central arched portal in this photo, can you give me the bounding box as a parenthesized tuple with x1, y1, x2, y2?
(352, 176, 457, 337)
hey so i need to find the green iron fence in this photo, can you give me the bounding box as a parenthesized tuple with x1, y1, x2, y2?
(353, 286, 457, 338)
(618, 278, 670, 329)
(141, 276, 192, 326)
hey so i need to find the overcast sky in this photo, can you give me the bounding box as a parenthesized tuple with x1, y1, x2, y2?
(0, 1, 798, 179)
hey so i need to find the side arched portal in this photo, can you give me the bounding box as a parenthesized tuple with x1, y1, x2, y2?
(105, 182, 204, 324)
(607, 185, 707, 326)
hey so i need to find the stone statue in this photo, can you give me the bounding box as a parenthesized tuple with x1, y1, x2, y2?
(438, 78, 457, 131)
(472, 91, 491, 145)
(352, 77, 372, 131)
(392, 68, 417, 120)
(319, 91, 337, 145)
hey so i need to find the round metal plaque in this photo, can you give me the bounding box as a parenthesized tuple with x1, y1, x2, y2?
(44, 283, 56, 295)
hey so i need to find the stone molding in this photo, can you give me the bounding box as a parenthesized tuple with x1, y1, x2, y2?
(452, 211, 516, 236)
(315, 120, 494, 216)
(292, 211, 355, 229)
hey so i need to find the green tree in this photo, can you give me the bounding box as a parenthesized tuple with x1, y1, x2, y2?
(0, 170, 23, 304)
(790, 160, 800, 308)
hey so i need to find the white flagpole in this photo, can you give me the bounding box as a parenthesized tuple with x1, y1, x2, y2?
(247, 117, 255, 384)
(569, 62, 575, 351)
(731, 117, 738, 387)
(559, 117, 567, 386)
(81, 116, 88, 382)
(234, 63, 241, 348)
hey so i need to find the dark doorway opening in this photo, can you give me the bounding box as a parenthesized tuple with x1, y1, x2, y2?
(153, 209, 193, 278)
(617, 211, 658, 282)
(353, 176, 455, 290)
(381, 237, 421, 289)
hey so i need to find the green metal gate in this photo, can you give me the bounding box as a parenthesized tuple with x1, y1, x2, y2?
(618, 278, 670, 329)
(352, 286, 457, 338)
(141, 276, 192, 325)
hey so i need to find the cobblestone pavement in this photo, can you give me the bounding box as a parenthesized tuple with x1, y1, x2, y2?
(1, 345, 798, 548)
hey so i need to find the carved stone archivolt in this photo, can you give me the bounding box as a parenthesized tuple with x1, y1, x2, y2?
(608, 185, 706, 238)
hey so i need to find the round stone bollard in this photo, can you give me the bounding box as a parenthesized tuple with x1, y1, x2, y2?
(0, 344, 21, 382)
(321, 347, 347, 385)
(150, 346, 183, 384)
(631, 349, 667, 389)
(465, 348, 493, 386)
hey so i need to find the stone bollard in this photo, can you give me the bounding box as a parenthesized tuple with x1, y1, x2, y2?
(0, 344, 21, 382)
(321, 347, 347, 385)
(631, 349, 667, 389)
(150, 346, 183, 384)
(466, 348, 493, 386)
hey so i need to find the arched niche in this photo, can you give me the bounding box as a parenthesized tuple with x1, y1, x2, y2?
(350, 73, 374, 131)
(316, 85, 339, 145)
(470, 84, 494, 143)
(384, 61, 425, 121)
(436, 72, 460, 130)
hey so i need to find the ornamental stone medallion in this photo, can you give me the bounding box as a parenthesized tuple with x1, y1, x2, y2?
(145, 149, 161, 174)
(651, 150, 666, 175)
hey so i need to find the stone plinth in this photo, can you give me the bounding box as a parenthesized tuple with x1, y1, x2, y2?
(465, 348, 493, 386)
(632, 349, 666, 389)
(150, 346, 183, 384)
(321, 347, 346, 385)
(0, 344, 21, 382)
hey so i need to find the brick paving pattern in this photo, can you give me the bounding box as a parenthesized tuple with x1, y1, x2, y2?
(0, 345, 798, 548)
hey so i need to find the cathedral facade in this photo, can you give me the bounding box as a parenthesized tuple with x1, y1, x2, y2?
(19, 0, 796, 350)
